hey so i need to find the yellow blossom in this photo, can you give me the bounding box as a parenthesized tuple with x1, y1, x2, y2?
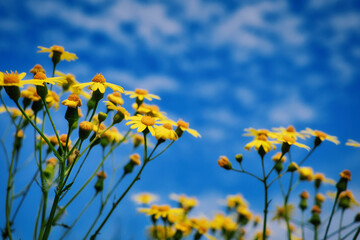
(125, 88, 160, 101)
(126, 114, 162, 136)
(346, 139, 360, 147)
(134, 103, 166, 119)
(244, 134, 277, 153)
(0, 71, 44, 87)
(132, 193, 158, 205)
(37, 45, 78, 61)
(106, 91, 124, 105)
(30, 64, 46, 75)
(170, 194, 198, 212)
(298, 167, 314, 181)
(226, 194, 247, 209)
(21, 87, 41, 101)
(154, 123, 178, 141)
(176, 119, 201, 138)
(55, 71, 91, 98)
(74, 73, 124, 94)
(272, 152, 286, 162)
(61, 94, 82, 108)
(103, 101, 130, 120)
(46, 91, 60, 110)
(138, 205, 183, 220)
(243, 128, 278, 139)
(272, 125, 307, 140)
(278, 135, 310, 150)
(301, 128, 340, 145)
(272, 205, 294, 221)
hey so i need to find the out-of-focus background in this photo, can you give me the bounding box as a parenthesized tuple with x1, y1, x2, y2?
(1, 0, 360, 239)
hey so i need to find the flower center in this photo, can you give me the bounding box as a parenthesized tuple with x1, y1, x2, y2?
(177, 120, 189, 129)
(66, 74, 76, 84)
(286, 125, 295, 132)
(51, 45, 64, 53)
(97, 171, 107, 179)
(282, 135, 295, 144)
(158, 205, 170, 212)
(314, 130, 327, 139)
(135, 89, 148, 95)
(3, 71, 20, 84)
(30, 64, 45, 74)
(34, 72, 47, 80)
(68, 94, 81, 102)
(91, 73, 106, 83)
(257, 135, 268, 141)
(112, 92, 121, 97)
(141, 116, 155, 126)
(163, 123, 173, 130)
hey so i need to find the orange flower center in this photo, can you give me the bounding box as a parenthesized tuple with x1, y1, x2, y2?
(340, 170, 351, 180)
(79, 121, 93, 132)
(34, 72, 47, 80)
(68, 94, 81, 102)
(314, 173, 325, 181)
(3, 71, 20, 84)
(130, 153, 141, 165)
(51, 45, 64, 53)
(112, 92, 121, 97)
(312, 205, 321, 214)
(286, 125, 295, 132)
(163, 123, 173, 130)
(158, 205, 171, 212)
(314, 130, 327, 139)
(257, 135, 268, 141)
(177, 120, 189, 129)
(97, 171, 107, 179)
(282, 135, 295, 144)
(30, 64, 45, 74)
(141, 116, 155, 126)
(91, 73, 106, 83)
(135, 89, 148, 95)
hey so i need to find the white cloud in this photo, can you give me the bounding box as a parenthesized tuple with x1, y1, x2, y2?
(203, 108, 242, 127)
(268, 95, 315, 124)
(192, 80, 227, 99)
(176, 0, 224, 22)
(330, 54, 354, 84)
(201, 127, 226, 142)
(103, 70, 179, 93)
(235, 87, 256, 107)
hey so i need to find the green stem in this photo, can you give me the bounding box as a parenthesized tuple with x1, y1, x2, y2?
(314, 226, 318, 240)
(338, 209, 344, 240)
(298, 146, 316, 166)
(260, 155, 268, 240)
(301, 210, 305, 240)
(33, 197, 44, 240)
(352, 226, 360, 240)
(323, 191, 340, 239)
(231, 168, 262, 182)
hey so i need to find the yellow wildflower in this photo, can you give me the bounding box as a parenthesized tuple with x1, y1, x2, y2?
(154, 123, 178, 141)
(74, 73, 124, 94)
(346, 139, 360, 147)
(134, 103, 166, 119)
(148, 226, 175, 240)
(37, 45, 78, 61)
(126, 114, 161, 136)
(226, 194, 247, 209)
(272, 125, 307, 140)
(272, 152, 286, 162)
(103, 101, 130, 120)
(298, 167, 314, 181)
(170, 194, 198, 212)
(138, 205, 183, 220)
(301, 128, 340, 145)
(272, 205, 294, 221)
(62, 94, 82, 108)
(125, 88, 160, 101)
(244, 134, 277, 153)
(21, 86, 41, 101)
(278, 135, 310, 150)
(106, 91, 124, 105)
(243, 128, 278, 139)
(0, 71, 44, 87)
(46, 91, 60, 110)
(338, 190, 359, 209)
(132, 193, 158, 205)
(176, 119, 201, 138)
(30, 64, 46, 75)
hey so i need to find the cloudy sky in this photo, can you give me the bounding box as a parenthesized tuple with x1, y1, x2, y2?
(1, 0, 360, 239)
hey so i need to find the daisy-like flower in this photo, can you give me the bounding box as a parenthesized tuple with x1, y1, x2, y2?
(134, 103, 166, 119)
(338, 190, 359, 209)
(313, 173, 335, 189)
(244, 134, 277, 153)
(226, 194, 247, 209)
(243, 128, 278, 139)
(346, 139, 360, 147)
(170, 194, 198, 212)
(106, 91, 124, 105)
(125, 88, 160, 101)
(272, 205, 295, 221)
(104, 101, 130, 120)
(278, 135, 310, 151)
(301, 128, 340, 145)
(132, 193, 158, 205)
(175, 119, 201, 138)
(298, 167, 314, 181)
(138, 204, 183, 220)
(55, 71, 91, 98)
(46, 91, 60, 110)
(154, 123, 178, 141)
(0, 71, 44, 87)
(272, 125, 307, 140)
(62, 94, 82, 109)
(30, 64, 46, 75)
(37, 45, 78, 62)
(21, 87, 41, 102)
(126, 114, 161, 136)
(190, 217, 216, 240)
(74, 73, 124, 94)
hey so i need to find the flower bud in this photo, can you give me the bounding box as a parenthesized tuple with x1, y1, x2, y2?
(309, 206, 321, 227)
(98, 112, 107, 123)
(287, 162, 299, 172)
(43, 158, 57, 180)
(217, 156, 232, 170)
(235, 154, 243, 164)
(336, 170, 351, 193)
(94, 171, 107, 192)
(79, 121, 93, 140)
(123, 154, 141, 175)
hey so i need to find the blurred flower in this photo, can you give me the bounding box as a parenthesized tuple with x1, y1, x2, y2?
(46, 91, 60, 110)
(272, 125, 307, 140)
(55, 71, 91, 98)
(125, 88, 160, 101)
(313, 173, 335, 189)
(217, 156, 232, 170)
(277, 135, 310, 150)
(244, 134, 277, 153)
(37, 45, 78, 61)
(132, 193, 158, 205)
(21, 87, 41, 101)
(272, 205, 294, 221)
(226, 194, 247, 209)
(170, 194, 198, 212)
(175, 119, 201, 138)
(272, 152, 286, 162)
(346, 139, 360, 147)
(126, 114, 161, 136)
(106, 91, 124, 105)
(30, 64, 45, 75)
(138, 205, 183, 220)
(338, 190, 359, 209)
(298, 167, 314, 181)
(301, 128, 340, 145)
(154, 123, 178, 141)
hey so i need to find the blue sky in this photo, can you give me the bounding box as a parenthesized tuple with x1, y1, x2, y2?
(1, 0, 360, 239)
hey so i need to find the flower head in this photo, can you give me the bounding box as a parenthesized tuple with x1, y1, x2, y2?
(132, 193, 158, 205)
(339, 190, 359, 209)
(170, 194, 198, 212)
(125, 88, 160, 101)
(244, 134, 277, 153)
(138, 204, 183, 220)
(298, 167, 314, 181)
(107, 91, 124, 105)
(176, 119, 201, 138)
(21, 87, 41, 101)
(46, 91, 60, 110)
(278, 135, 310, 151)
(272, 205, 295, 221)
(38, 45, 78, 61)
(301, 128, 340, 145)
(74, 73, 124, 94)
(126, 114, 161, 136)
(0, 71, 44, 87)
(272, 125, 307, 140)
(217, 156, 232, 170)
(30, 64, 46, 75)
(154, 123, 178, 141)
(62, 94, 82, 108)
(346, 139, 360, 147)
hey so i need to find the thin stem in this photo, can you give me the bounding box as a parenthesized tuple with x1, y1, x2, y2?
(149, 140, 174, 161)
(323, 191, 340, 239)
(338, 209, 345, 240)
(298, 147, 316, 166)
(351, 226, 360, 240)
(314, 226, 318, 240)
(301, 210, 305, 240)
(231, 168, 263, 182)
(328, 222, 355, 238)
(260, 155, 268, 240)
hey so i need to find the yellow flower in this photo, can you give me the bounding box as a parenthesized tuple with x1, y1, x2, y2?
(30, 64, 46, 75)
(301, 128, 340, 145)
(174, 220, 193, 235)
(244, 134, 277, 153)
(170, 194, 198, 212)
(226, 194, 247, 209)
(154, 123, 178, 141)
(272, 205, 294, 221)
(190, 218, 216, 240)
(134, 103, 166, 119)
(272, 152, 286, 162)
(222, 217, 238, 232)
(0, 71, 44, 87)
(346, 139, 360, 147)
(237, 205, 252, 221)
(243, 128, 278, 139)
(176, 119, 201, 138)
(210, 213, 225, 230)
(125, 88, 160, 101)
(29, 72, 65, 86)
(103, 101, 130, 120)
(313, 173, 335, 185)
(55, 71, 91, 98)
(74, 73, 124, 94)
(106, 91, 124, 105)
(217, 156, 232, 170)
(21, 86, 41, 101)
(103, 127, 124, 144)
(148, 226, 175, 240)
(132, 193, 158, 205)
(129, 153, 141, 165)
(278, 135, 310, 150)
(298, 167, 314, 181)
(138, 205, 183, 220)
(126, 114, 161, 136)
(272, 125, 307, 140)
(37, 45, 78, 61)
(46, 91, 60, 110)
(61, 94, 82, 108)
(338, 190, 359, 209)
